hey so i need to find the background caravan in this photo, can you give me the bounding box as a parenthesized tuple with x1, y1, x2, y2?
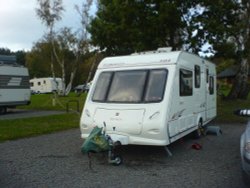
(80, 49, 216, 146)
(30, 77, 63, 94)
(0, 55, 31, 114)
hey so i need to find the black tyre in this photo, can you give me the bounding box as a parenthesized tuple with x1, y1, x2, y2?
(193, 120, 203, 139)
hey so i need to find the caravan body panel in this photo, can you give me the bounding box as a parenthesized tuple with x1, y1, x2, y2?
(0, 64, 30, 108)
(80, 50, 216, 146)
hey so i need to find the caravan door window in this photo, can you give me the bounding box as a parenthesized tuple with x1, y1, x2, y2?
(194, 65, 200, 88)
(180, 69, 193, 96)
(92, 69, 168, 103)
(209, 76, 214, 95)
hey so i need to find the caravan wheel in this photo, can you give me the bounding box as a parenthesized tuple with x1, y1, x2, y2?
(112, 155, 123, 166)
(193, 120, 203, 139)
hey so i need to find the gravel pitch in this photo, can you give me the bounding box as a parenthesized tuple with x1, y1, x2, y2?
(0, 123, 248, 188)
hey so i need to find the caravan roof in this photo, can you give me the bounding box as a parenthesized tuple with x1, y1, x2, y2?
(0, 55, 17, 65)
(0, 55, 23, 68)
(98, 51, 198, 69)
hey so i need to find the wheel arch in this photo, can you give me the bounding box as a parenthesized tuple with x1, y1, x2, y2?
(196, 114, 203, 127)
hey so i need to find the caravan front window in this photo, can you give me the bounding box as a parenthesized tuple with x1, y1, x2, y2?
(144, 70, 167, 102)
(92, 72, 112, 101)
(92, 69, 168, 103)
(107, 71, 147, 102)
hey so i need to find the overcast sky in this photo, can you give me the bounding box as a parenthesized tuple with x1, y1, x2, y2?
(0, 0, 96, 52)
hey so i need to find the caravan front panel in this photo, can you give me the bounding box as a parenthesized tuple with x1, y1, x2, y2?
(93, 108, 145, 135)
(80, 64, 172, 145)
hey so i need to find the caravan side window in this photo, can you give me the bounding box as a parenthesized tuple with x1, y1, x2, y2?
(194, 65, 200, 88)
(209, 76, 214, 95)
(180, 69, 193, 96)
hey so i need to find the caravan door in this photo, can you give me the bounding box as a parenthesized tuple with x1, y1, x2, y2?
(168, 68, 195, 140)
(205, 67, 216, 120)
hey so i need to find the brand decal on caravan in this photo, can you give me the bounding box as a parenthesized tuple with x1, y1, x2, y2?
(0, 75, 30, 89)
(7, 77, 22, 86)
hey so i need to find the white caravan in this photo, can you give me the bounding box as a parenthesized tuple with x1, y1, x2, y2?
(80, 48, 216, 146)
(0, 62, 31, 113)
(30, 77, 63, 94)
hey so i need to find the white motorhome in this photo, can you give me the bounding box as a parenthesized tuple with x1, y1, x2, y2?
(80, 48, 216, 146)
(30, 77, 63, 94)
(0, 57, 31, 114)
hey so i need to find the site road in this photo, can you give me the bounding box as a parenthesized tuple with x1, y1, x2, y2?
(0, 123, 247, 188)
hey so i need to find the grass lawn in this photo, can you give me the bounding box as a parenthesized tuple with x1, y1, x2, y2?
(0, 92, 87, 142)
(216, 84, 250, 123)
(217, 97, 250, 123)
(19, 92, 87, 111)
(0, 113, 80, 142)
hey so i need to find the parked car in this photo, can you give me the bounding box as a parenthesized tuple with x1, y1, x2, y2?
(74, 84, 89, 93)
(234, 109, 250, 186)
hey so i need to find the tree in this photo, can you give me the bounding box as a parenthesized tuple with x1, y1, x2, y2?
(61, 0, 93, 94)
(89, 0, 199, 56)
(26, 39, 96, 87)
(52, 27, 81, 95)
(36, 0, 65, 93)
(0, 48, 26, 66)
(26, 41, 53, 78)
(15, 51, 26, 66)
(190, 1, 250, 99)
(36, 0, 93, 95)
(0, 48, 11, 55)
(225, 1, 250, 99)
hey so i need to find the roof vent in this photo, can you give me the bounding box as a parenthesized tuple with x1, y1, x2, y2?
(157, 47, 172, 53)
(131, 47, 172, 56)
